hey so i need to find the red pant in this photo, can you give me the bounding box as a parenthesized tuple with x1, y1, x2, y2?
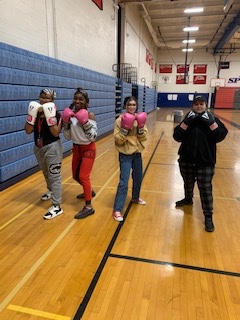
(72, 143, 96, 202)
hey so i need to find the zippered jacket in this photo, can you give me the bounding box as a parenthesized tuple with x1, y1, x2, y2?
(173, 114, 228, 166)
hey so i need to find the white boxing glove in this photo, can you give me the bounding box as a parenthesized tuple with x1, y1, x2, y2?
(26, 101, 41, 125)
(42, 102, 57, 126)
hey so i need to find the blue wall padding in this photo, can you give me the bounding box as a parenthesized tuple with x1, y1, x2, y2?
(0, 42, 157, 185)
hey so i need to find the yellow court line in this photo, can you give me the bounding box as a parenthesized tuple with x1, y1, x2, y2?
(1, 187, 235, 230)
(0, 201, 39, 231)
(7, 304, 71, 320)
(140, 190, 239, 201)
(0, 149, 112, 230)
(0, 166, 120, 313)
(62, 148, 112, 184)
(216, 196, 239, 201)
(0, 220, 75, 312)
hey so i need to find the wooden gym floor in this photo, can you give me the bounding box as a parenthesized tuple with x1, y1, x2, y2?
(1, 108, 240, 320)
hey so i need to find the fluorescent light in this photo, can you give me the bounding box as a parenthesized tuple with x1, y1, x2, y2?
(183, 39, 196, 43)
(184, 7, 204, 13)
(183, 26, 199, 32)
(182, 48, 193, 52)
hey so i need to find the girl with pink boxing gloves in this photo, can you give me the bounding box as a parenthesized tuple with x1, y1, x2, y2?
(62, 87, 98, 219)
(112, 96, 148, 222)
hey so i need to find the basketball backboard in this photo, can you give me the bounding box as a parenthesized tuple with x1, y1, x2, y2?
(210, 78, 226, 89)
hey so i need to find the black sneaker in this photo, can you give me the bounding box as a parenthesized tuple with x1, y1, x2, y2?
(74, 206, 95, 219)
(205, 216, 215, 232)
(76, 190, 96, 199)
(41, 191, 52, 201)
(175, 198, 193, 207)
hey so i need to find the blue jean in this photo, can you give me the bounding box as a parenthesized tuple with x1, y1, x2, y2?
(113, 152, 143, 212)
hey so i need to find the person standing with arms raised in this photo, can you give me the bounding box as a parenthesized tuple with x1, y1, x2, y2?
(173, 95, 228, 232)
(62, 87, 97, 219)
(24, 89, 63, 219)
(112, 96, 148, 222)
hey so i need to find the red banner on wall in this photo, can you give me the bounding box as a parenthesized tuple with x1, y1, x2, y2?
(159, 64, 172, 73)
(176, 75, 185, 84)
(194, 64, 207, 74)
(151, 59, 154, 70)
(177, 64, 189, 73)
(92, 0, 103, 10)
(146, 49, 150, 64)
(193, 75, 207, 84)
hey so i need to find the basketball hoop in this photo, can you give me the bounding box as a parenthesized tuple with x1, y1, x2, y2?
(210, 78, 225, 89)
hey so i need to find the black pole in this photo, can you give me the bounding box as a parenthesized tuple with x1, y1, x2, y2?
(184, 17, 190, 84)
(117, 6, 122, 78)
(184, 31, 189, 84)
(211, 55, 222, 108)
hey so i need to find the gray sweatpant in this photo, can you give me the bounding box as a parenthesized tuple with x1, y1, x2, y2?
(34, 139, 63, 206)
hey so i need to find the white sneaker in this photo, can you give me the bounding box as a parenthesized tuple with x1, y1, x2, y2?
(112, 211, 123, 222)
(41, 191, 52, 201)
(132, 198, 146, 205)
(43, 205, 63, 220)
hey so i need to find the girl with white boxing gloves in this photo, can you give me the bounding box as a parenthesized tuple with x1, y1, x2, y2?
(24, 89, 63, 220)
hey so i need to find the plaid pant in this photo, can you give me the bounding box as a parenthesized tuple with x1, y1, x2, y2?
(179, 162, 215, 215)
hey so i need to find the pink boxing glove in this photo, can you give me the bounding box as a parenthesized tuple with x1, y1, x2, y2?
(62, 107, 74, 129)
(121, 113, 135, 135)
(75, 109, 92, 131)
(62, 108, 74, 123)
(136, 112, 147, 134)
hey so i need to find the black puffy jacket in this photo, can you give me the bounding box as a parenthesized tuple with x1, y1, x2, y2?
(173, 114, 228, 166)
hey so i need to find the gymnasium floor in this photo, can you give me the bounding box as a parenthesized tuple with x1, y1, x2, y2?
(1, 108, 240, 320)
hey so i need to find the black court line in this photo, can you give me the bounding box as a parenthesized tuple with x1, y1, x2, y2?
(73, 131, 165, 320)
(215, 115, 240, 130)
(109, 253, 240, 278)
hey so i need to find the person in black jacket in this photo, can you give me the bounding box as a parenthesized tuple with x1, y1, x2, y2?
(173, 95, 228, 232)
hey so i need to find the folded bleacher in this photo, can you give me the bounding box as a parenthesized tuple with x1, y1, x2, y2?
(0, 42, 116, 190)
(0, 42, 157, 190)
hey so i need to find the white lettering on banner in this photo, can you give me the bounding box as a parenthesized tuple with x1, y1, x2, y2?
(195, 75, 205, 80)
(228, 77, 240, 83)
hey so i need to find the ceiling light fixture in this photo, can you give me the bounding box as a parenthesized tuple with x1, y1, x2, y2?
(182, 48, 193, 52)
(183, 39, 196, 43)
(184, 7, 204, 13)
(183, 26, 199, 32)
(223, 0, 234, 11)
